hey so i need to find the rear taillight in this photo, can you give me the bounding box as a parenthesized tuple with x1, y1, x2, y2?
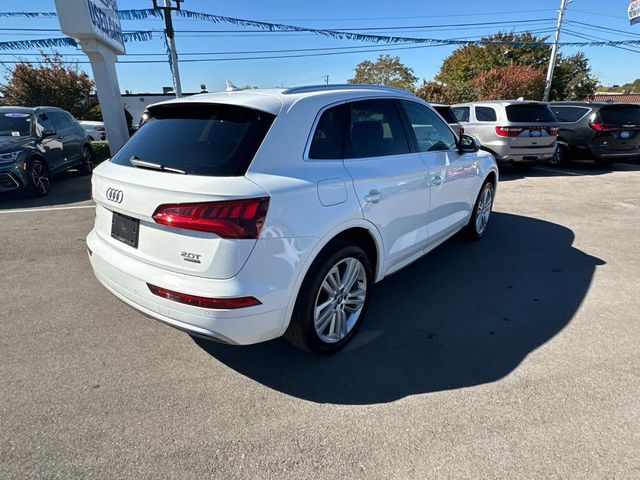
(148, 284, 261, 309)
(459, 126, 465, 136)
(495, 126, 524, 137)
(589, 122, 617, 132)
(152, 197, 269, 239)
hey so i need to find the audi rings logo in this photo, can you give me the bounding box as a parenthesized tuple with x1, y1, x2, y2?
(106, 188, 124, 203)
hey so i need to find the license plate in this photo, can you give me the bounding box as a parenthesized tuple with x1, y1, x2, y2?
(529, 129, 542, 137)
(111, 212, 139, 248)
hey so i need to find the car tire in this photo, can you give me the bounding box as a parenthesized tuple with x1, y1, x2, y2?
(285, 241, 373, 354)
(25, 158, 51, 197)
(464, 180, 495, 240)
(549, 143, 568, 166)
(77, 146, 94, 176)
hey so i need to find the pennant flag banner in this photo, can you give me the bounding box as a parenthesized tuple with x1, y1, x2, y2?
(0, 31, 154, 51)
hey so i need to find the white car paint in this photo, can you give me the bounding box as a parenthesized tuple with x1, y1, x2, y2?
(87, 85, 498, 345)
(79, 120, 105, 141)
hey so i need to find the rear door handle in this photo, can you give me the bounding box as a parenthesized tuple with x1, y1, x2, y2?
(364, 190, 382, 204)
(431, 175, 443, 186)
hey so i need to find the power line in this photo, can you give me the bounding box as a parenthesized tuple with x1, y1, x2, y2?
(566, 20, 640, 38)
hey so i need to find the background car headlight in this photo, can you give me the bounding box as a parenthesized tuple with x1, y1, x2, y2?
(0, 151, 21, 164)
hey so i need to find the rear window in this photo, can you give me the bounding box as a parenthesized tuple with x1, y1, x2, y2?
(599, 105, 640, 126)
(433, 106, 458, 124)
(550, 106, 590, 123)
(506, 104, 556, 123)
(111, 103, 275, 176)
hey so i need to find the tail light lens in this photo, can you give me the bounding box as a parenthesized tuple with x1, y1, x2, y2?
(495, 126, 524, 137)
(459, 126, 465, 136)
(148, 284, 261, 309)
(152, 197, 269, 239)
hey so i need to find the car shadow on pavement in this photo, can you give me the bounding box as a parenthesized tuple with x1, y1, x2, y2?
(193, 212, 605, 405)
(499, 159, 640, 182)
(0, 170, 92, 210)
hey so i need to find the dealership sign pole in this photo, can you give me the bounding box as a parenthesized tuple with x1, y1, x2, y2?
(630, 0, 640, 25)
(53, 0, 130, 155)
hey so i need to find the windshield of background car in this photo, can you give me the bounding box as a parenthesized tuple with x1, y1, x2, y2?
(111, 103, 275, 176)
(599, 105, 640, 126)
(0, 112, 32, 136)
(506, 104, 556, 123)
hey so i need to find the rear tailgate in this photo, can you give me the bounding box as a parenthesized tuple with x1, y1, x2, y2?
(504, 103, 558, 149)
(93, 162, 269, 279)
(591, 104, 640, 154)
(91, 101, 275, 280)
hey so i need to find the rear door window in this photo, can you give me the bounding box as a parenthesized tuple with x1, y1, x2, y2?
(111, 103, 275, 176)
(345, 99, 410, 158)
(475, 106, 497, 122)
(506, 104, 556, 123)
(49, 111, 73, 131)
(452, 107, 470, 123)
(550, 106, 590, 123)
(598, 105, 640, 126)
(309, 104, 347, 159)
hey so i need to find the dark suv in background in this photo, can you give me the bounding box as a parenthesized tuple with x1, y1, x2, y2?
(0, 106, 93, 197)
(549, 102, 640, 165)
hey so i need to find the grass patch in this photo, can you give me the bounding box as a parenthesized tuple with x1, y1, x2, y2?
(90, 141, 111, 165)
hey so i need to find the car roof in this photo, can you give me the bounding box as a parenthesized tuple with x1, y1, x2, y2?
(548, 101, 637, 107)
(453, 100, 548, 107)
(148, 84, 420, 115)
(0, 106, 66, 114)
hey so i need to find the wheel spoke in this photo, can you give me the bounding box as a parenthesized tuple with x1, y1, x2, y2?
(315, 305, 335, 333)
(326, 267, 341, 292)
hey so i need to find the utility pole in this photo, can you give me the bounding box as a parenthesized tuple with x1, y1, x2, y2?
(324, 75, 329, 85)
(543, 0, 570, 102)
(154, 0, 183, 98)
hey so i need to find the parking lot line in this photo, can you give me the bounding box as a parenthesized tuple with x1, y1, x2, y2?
(532, 166, 584, 176)
(0, 204, 95, 215)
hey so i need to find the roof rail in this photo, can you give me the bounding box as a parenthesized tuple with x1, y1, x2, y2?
(282, 84, 413, 95)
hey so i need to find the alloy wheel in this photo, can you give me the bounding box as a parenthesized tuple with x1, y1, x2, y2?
(475, 185, 493, 235)
(31, 162, 50, 195)
(313, 257, 367, 343)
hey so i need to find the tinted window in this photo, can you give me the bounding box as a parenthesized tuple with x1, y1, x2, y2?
(309, 104, 346, 159)
(550, 106, 590, 123)
(433, 106, 458, 124)
(64, 112, 79, 126)
(599, 105, 640, 125)
(36, 113, 55, 135)
(452, 107, 470, 123)
(401, 101, 457, 152)
(476, 106, 497, 122)
(506, 104, 555, 123)
(111, 103, 275, 177)
(0, 112, 32, 136)
(345, 99, 410, 158)
(49, 111, 73, 130)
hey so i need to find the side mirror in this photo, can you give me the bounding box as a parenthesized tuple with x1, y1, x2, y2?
(41, 129, 56, 138)
(458, 134, 480, 154)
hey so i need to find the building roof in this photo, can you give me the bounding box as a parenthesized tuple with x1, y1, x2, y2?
(590, 93, 640, 104)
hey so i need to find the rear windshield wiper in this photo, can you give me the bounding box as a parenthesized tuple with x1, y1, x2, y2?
(129, 156, 186, 174)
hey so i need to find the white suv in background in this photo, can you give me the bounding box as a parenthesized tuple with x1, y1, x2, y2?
(87, 85, 498, 354)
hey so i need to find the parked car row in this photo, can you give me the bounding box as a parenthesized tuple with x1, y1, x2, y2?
(445, 100, 640, 167)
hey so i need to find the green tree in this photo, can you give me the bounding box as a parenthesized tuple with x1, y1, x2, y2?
(434, 32, 598, 101)
(348, 55, 418, 91)
(0, 53, 95, 117)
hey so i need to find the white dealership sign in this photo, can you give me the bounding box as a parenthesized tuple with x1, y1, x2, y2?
(630, 0, 640, 26)
(54, 0, 129, 154)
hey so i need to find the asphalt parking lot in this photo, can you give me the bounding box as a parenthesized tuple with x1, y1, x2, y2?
(1, 162, 640, 479)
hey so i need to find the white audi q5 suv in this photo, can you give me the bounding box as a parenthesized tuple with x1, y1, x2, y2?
(87, 85, 498, 354)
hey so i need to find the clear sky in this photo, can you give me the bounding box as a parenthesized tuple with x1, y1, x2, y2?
(1, 0, 639, 94)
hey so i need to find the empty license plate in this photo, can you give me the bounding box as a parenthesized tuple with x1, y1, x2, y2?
(111, 212, 139, 248)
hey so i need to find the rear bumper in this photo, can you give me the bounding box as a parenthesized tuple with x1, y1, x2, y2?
(590, 147, 640, 159)
(87, 229, 313, 345)
(483, 143, 556, 164)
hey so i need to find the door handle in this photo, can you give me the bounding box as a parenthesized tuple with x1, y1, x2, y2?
(431, 175, 443, 186)
(364, 190, 382, 204)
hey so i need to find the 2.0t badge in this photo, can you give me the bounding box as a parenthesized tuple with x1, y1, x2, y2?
(106, 188, 124, 203)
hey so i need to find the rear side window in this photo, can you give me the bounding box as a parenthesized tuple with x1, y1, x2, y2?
(550, 106, 590, 123)
(452, 107, 470, 123)
(433, 106, 458, 124)
(309, 104, 347, 160)
(506, 104, 556, 123)
(345, 99, 410, 158)
(475, 106, 497, 122)
(598, 105, 640, 125)
(111, 103, 275, 176)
